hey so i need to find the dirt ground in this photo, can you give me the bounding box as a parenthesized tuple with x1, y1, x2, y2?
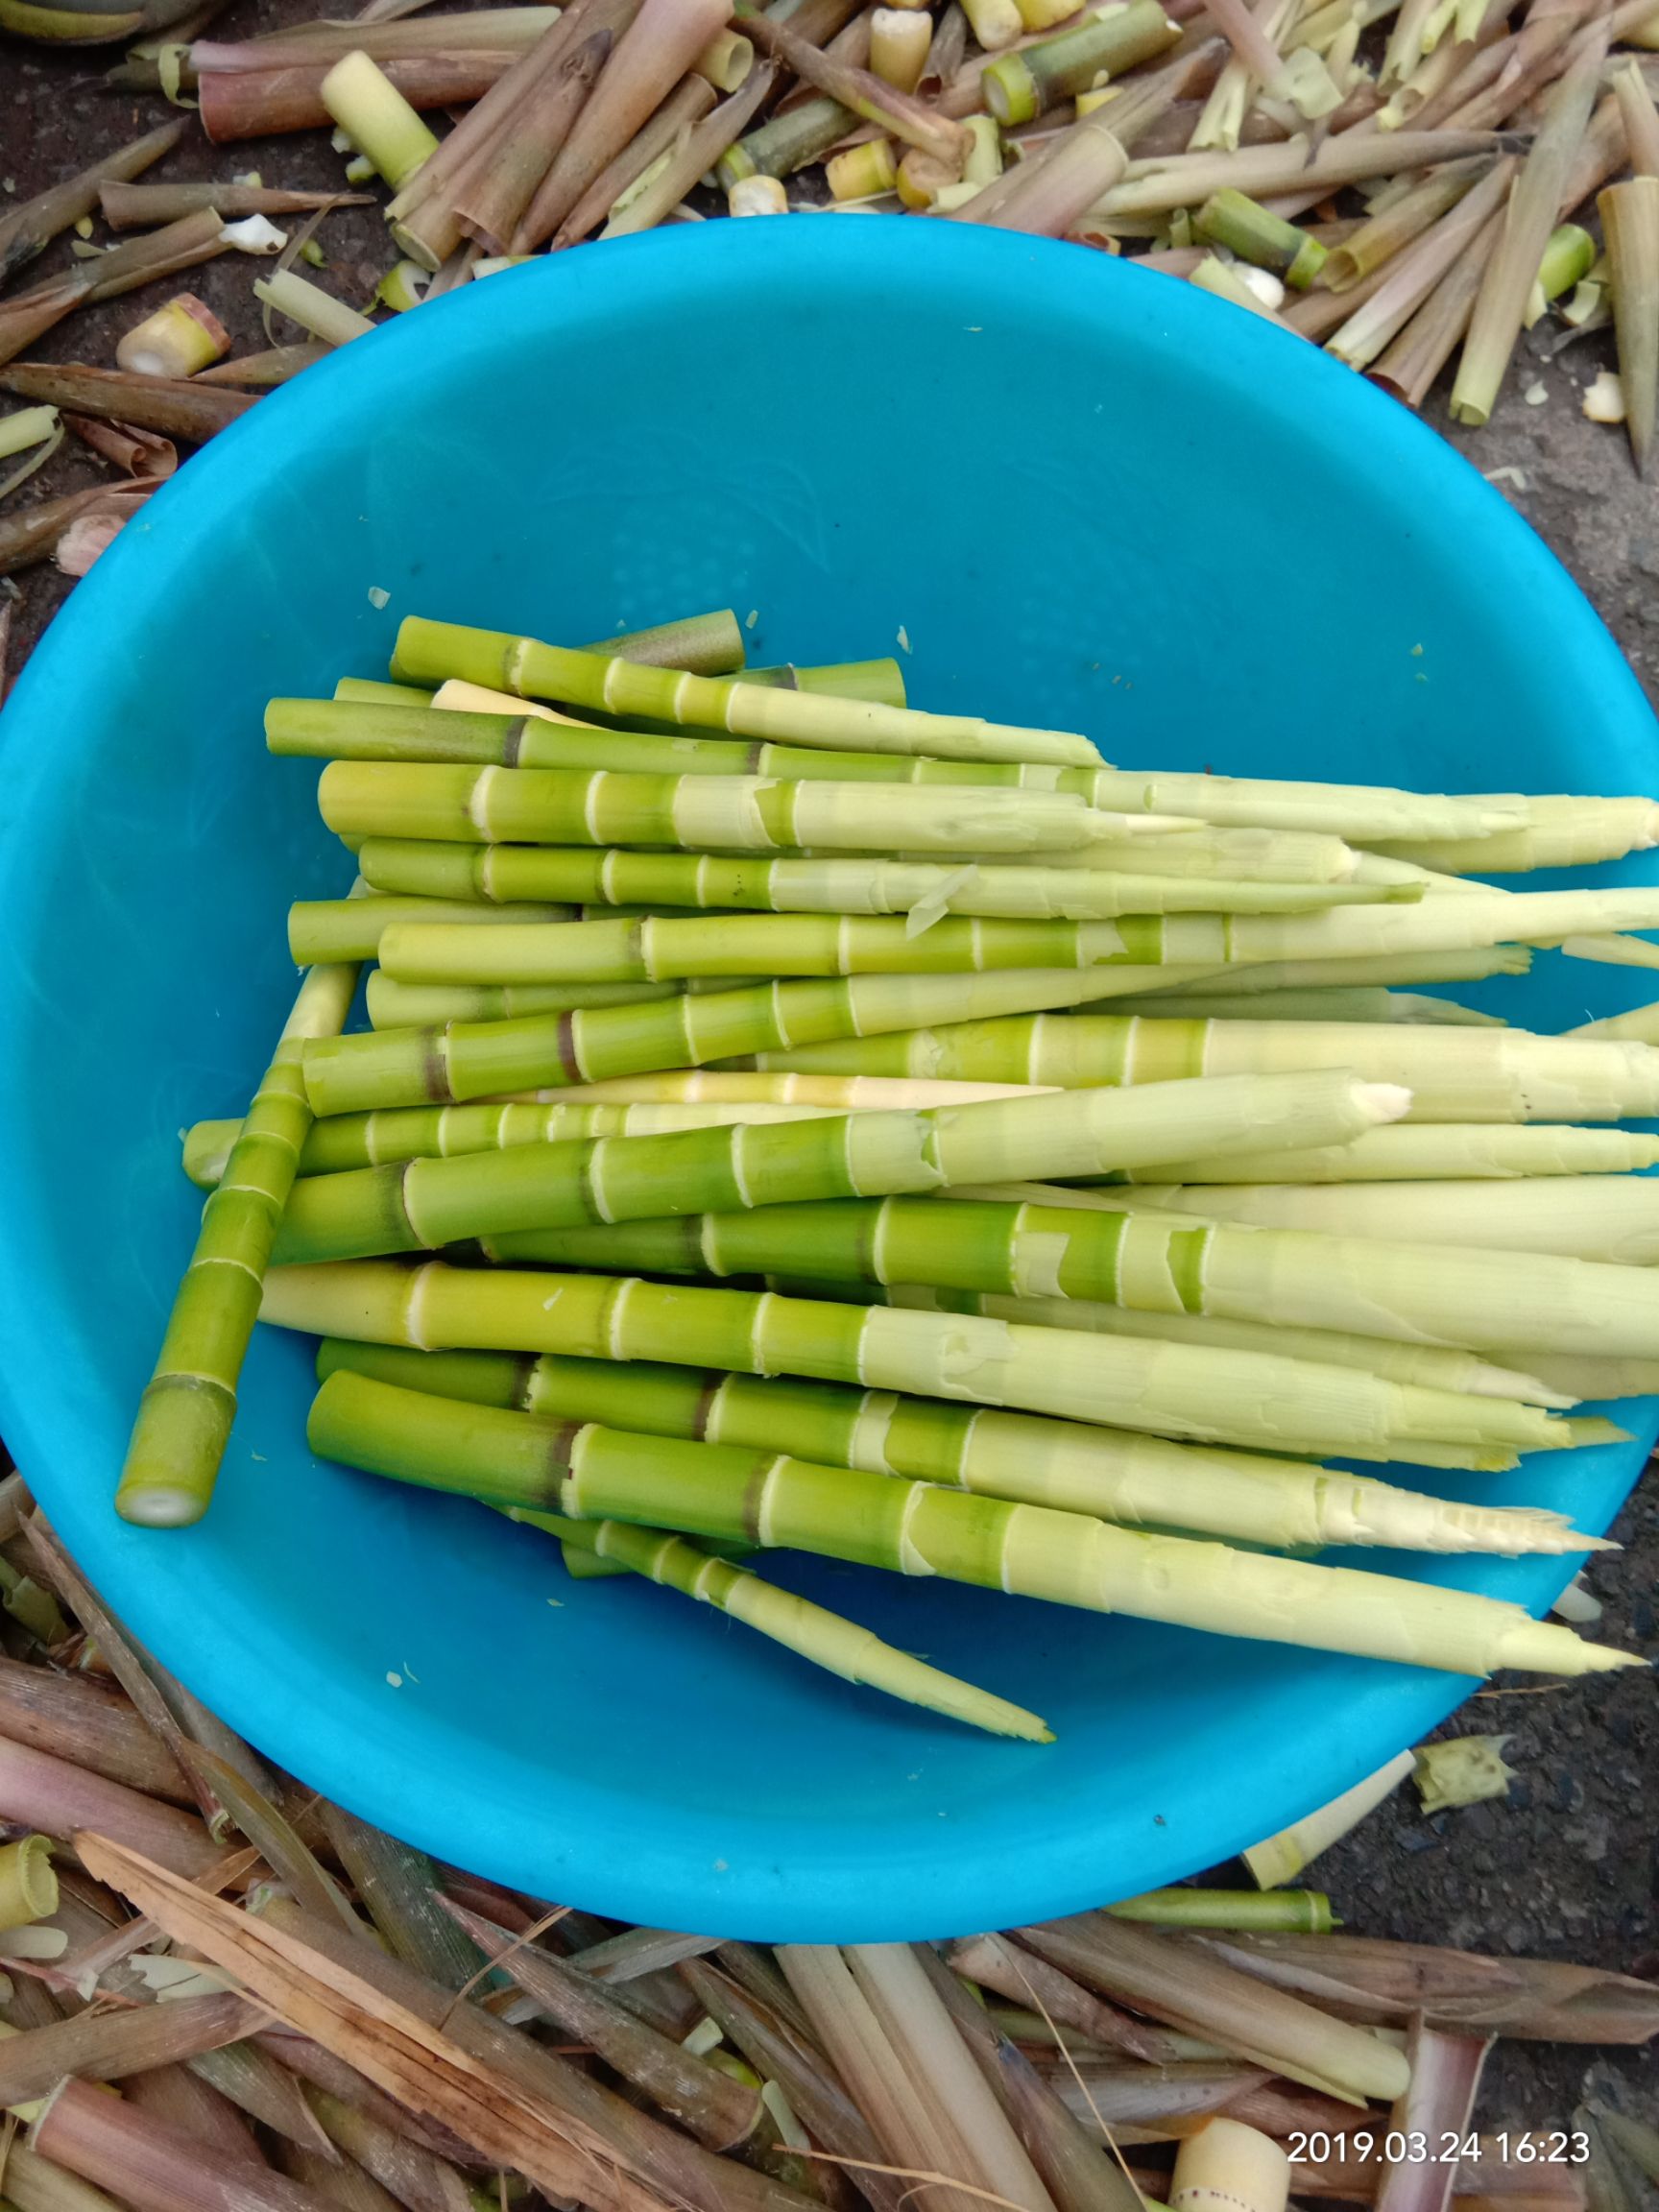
(2, 6, 1657, 2144)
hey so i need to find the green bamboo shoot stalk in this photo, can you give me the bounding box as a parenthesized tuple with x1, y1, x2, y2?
(1365, 794, 1659, 873)
(1450, 20, 1610, 424)
(1328, 153, 1518, 366)
(543, 1519, 1045, 1738)
(733, 1191, 1659, 1361)
(301, 970, 1133, 1115)
(321, 51, 439, 188)
(375, 904, 1399, 990)
(1124, 947, 1530, 994)
(1108, 1889, 1334, 1932)
(865, 1277, 1573, 1411)
(289, 894, 574, 965)
(982, 3, 1183, 123)
(1242, 1751, 1415, 1887)
(1051, 763, 1514, 840)
(253, 269, 376, 347)
(274, 699, 1167, 816)
(744, 659, 907, 705)
(1100, 1120, 1659, 1182)
(1599, 176, 1659, 476)
(274, 1068, 1407, 1263)
(1320, 154, 1490, 287)
(336, 680, 433, 706)
(491, 1208, 1569, 1410)
(364, 976, 732, 1027)
(0, 120, 184, 287)
(510, 1070, 1048, 1106)
(530, 1512, 1049, 1739)
(1103, 986, 1499, 1022)
(117, 940, 362, 1529)
(317, 757, 1123, 858)
(359, 868, 1659, 969)
(359, 843, 1397, 924)
(307, 1372, 1632, 1681)
(586, 609, 747, 674)
(186, 1096, 858, 1185)
(1194, 186, 1326, 282)
(317, 1336, 1590, 1555)
(745, 1010, 1659, 1121)
(263, 1255, 1569, 1464)
(390, 616, 1094, 767)
(1564, 996, 1659, 1042)
(1092, 1172, 1659, 1262)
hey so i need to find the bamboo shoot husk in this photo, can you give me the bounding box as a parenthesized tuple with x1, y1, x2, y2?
(199, 55, 526, 139)
(1015, 1916, 1408, 2106)
(0, 120, 184, 286)
(507, 0, 733, 247)
(1451, 19, 1611, 424)
(451, 26, 616, 252)
(1599, 175, 1659, 475)
(0, 362, 255, 442)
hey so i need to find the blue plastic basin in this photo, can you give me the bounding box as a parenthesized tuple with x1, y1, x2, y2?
(1, 216, 1654, 1940)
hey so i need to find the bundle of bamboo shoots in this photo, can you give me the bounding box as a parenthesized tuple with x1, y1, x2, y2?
(0, 1475, 1647, 2212)
(118, 601, 1659, 1743)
